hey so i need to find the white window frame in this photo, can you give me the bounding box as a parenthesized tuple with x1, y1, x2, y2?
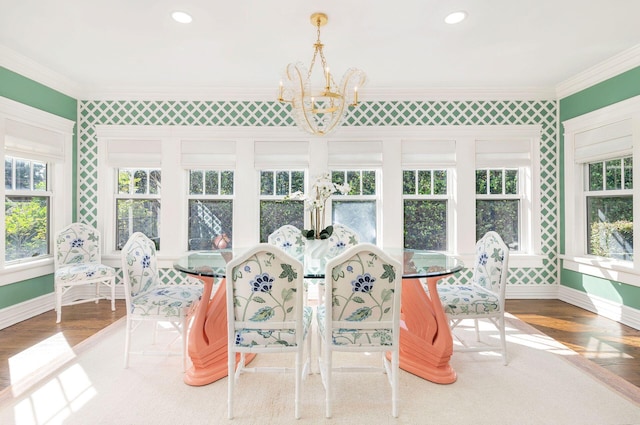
(93, 125, 543, 269)
(0, 97, 74, 285)
(329, 168, 380, 245)
(187, 169, 235, 251)
(475, 167, 524, 251)
(562, 95, 640, 286)
(401, 168, 452, 251)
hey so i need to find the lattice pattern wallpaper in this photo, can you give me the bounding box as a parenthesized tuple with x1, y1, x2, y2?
(78, 99, 557, 286)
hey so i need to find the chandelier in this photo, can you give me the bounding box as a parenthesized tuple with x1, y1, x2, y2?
(278, 12, 366, 136)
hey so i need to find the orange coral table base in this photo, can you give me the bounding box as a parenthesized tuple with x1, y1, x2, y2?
(394, 277, 457, 384)
(184, 277, 255, 386)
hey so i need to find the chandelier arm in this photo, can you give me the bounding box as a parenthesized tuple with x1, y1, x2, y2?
(279, 12, 366, 136)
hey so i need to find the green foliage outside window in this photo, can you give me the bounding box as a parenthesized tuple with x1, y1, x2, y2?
(587, 157, 633, 260)
(5, 196, 49, 261)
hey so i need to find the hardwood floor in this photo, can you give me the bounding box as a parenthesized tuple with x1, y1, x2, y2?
(0, 299, 639, 392)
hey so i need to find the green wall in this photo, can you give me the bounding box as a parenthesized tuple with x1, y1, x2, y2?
(0, 67, 77, 308)
(558, 66, 640, 308)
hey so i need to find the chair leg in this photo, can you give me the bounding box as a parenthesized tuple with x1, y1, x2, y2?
(324, 345, 332, 418)
(110, 277, 116, 311)
(94, 282, 100, 304)
(474, 318, 480, 341)
(124, 317, 132, 368)
(228, 346, 235, 419)
(391, 350, 399, 418)
(56, 284, 63, 323)
(295, 346, 302, 419)
(499, 314, 508, 365)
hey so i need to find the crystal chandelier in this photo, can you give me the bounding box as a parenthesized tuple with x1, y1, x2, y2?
(278, 12, 366, 136)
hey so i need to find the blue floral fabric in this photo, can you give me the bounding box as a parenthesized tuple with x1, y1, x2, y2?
(319, 249, 398, 346)
(268, 225, 306, 261)
(122, 232, 202, 317)
(230, 250, 310, 348)
(326, 225, 359, 259)
(437, 231, 507, 316)
(55, 223, 116, 283)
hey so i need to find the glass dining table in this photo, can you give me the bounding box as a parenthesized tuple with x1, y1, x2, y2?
(174, 248, 464, 386)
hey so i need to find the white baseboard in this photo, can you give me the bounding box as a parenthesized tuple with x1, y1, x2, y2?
(0, 287, 126, 330)
(506, 284, 559, 299)
(0, 293, 55, 330)
(559, 286, 640, 330)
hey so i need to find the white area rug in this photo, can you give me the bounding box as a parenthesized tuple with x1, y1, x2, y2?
(0, 315, 638, 425)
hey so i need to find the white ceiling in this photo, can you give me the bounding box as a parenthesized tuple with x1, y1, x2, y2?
(1, 0, 640, 98)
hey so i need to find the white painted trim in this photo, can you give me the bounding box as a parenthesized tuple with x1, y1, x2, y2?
(0, 45, 82, 99)
(561, 256, 640, 289)
(506, 284, 558, 300)
(0, 293, 54, 330)
(0, 286, 126, 330)
(83, 87, 557, 102)
(559, 286, 640, 330)
(556, 44, 640, 99)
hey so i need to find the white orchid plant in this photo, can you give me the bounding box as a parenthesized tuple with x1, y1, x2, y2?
(286, 173, 351, 240)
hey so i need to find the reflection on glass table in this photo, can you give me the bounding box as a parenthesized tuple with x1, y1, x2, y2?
(174, 248, 464, 386)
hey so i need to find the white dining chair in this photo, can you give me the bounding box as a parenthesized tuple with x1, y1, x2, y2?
(437, 231, 510, 364)
(226, 243, 312, 419)
(54, 222, 116, 323)
(317, 243, 402, 418)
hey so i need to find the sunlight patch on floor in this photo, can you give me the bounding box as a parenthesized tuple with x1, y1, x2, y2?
(10, 363, 95, 425)
(583, 337, 633, 359)
(8, 333, 76, 393)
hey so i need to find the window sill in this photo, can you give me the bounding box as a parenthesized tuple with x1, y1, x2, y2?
(560, 255, 640, 288)
(1, 257, 54, 286)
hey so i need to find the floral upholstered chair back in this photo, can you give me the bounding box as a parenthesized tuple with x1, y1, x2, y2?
(473, 231, 509, 297)
(121, 232, 160, 299)
(55, 222, 103, 268)
(267, 225, 306, 261)
(326, 224, 360, 259)
(323, 243, 401, 347)
(227, 244, 307, 348)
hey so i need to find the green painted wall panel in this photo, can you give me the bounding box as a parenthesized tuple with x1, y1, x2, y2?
(561, 269, 640, 310)
(1, 67, 77, 306)
(559, 66, 640, 309)
(0, 275, 54, 309)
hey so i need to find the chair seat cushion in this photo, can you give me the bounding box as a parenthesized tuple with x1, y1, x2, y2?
(233, 306, 313, 348)
(435, 284, 501, 316)
(55, 263, 116, 283)
(316, 305, 394, 347)
(130, 285, 203, 317)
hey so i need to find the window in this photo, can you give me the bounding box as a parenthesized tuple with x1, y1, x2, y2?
(4, 156, 50, 262)
(116, 168, 161, 250)
(563, 97, 639, 284)
(403, 169, 448, 250)
(585, 157, 633, 260)
(331, 170, 377, 244)
(259, 170, 305, 242)
(188, 170, 234, 250)
(476, 168, 520, 250)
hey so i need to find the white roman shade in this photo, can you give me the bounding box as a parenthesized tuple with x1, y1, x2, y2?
(573, 118, 633, 163)
(328, 140, 383, 167)
(4, 118, 67, 162)
(254, 141, 309, 168)
(105, 139, 162, 168)
(476, 138, 532, 167)
(181, 139, 236, 168)
(401, 139, 456, 166)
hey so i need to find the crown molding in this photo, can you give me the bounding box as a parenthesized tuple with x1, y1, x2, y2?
(82, 86, 556, 102)
(555, 44, 640, 99)
(0, 45, 82, 99)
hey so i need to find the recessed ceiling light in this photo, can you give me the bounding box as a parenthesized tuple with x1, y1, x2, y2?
(444, 11, 467, 24)
(172, 11, 193, 24)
